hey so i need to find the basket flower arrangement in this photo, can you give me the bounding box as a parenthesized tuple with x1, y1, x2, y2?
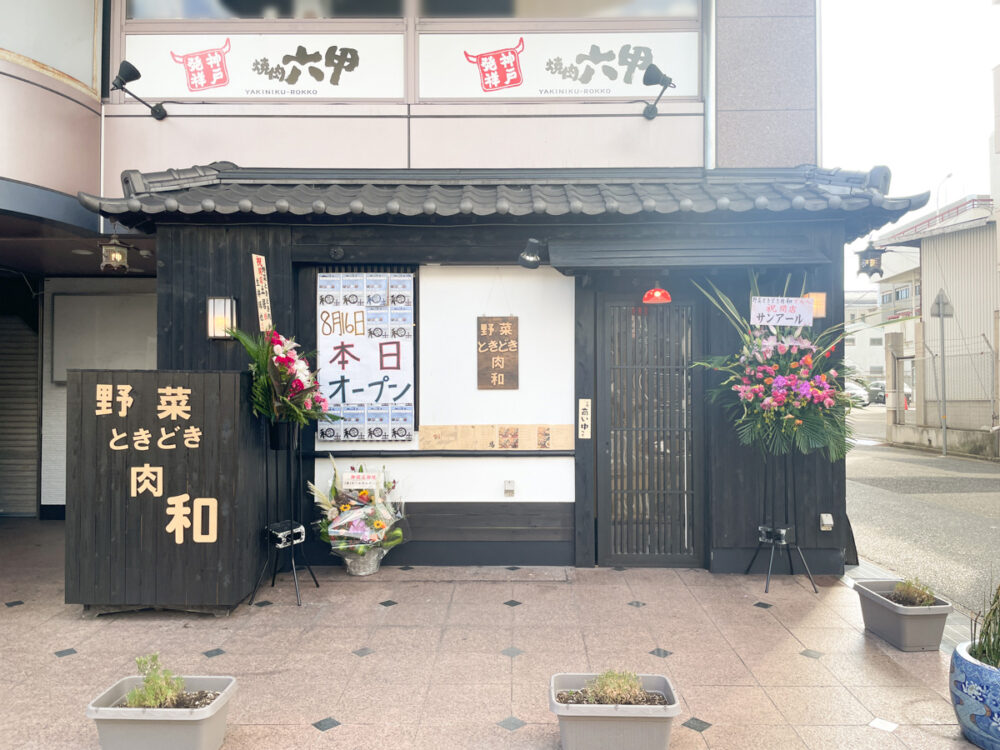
(308, 457, 406, 575)
(229, 328, 333, 426)
(692, 278, 853, 462)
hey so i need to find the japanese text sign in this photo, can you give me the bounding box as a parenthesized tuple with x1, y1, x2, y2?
(123, 34, 404, 99)
(92, 379, 217, 546)
(750, 296, 814, 328)
(252, 254, 272, 332)
(342, 472, 379, 491)
(316, 273, 415, 442)
(421, 31, 698, 99)
(477, 316, 519, 390)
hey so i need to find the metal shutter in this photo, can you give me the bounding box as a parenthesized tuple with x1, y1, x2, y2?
(0, 315, 39, 516)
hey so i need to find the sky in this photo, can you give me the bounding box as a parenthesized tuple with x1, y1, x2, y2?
(820, 0, 1000, 290)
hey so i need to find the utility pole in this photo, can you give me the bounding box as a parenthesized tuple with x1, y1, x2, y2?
(931, 290, 953, 456)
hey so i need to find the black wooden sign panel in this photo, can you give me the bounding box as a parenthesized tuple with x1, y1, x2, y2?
(65, 371, 267, 608)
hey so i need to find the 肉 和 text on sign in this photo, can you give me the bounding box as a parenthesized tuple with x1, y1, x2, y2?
(64, 371, 268, 608)
(477, 316, 518, 390)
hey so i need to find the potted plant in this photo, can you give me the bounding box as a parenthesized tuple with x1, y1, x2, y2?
(951, 582, 1000, 749)
(229, 327, 335, 448)
(854, 578, 953, 651)
(309, 457, 406, 576)
(549, 670, 681, 750)
(86, 653, 236, 750)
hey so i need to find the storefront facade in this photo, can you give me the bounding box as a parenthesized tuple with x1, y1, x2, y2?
(3, 1, 928, 578)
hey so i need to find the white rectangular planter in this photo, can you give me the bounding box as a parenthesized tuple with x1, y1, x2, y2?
(87, 675, 236, 750)
(549, 673, 681, 750)
(855, 579, 953, 652)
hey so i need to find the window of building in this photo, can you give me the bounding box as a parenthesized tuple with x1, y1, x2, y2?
(128, 0, 402, 19)
(895, 287, 910, 301)
(419, 0, 698, 17)
(128, 0, 698, 19)
(880, 292, 892, 305)
(915, 283, 921, 297)
(844, 336, 856, 346)
(870, 337, 883, 346)
(870, 365, 884, 375)
(849, 313, 856, 322)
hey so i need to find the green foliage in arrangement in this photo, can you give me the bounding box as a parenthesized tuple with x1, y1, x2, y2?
(971, 582, 1000, 668)
(124, 654, 185, 708)
(583, 670, 647, 705)
(691, 275, 853, 462)
(890, 579, 937, 607)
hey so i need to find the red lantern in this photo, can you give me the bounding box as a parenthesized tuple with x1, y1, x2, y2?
(642, 287, 672, 304)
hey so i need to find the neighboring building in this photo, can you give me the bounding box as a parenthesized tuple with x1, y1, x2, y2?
(875, 195, 999, 458)
(2, 1, 929, 577)
(843, 289, 879, 381)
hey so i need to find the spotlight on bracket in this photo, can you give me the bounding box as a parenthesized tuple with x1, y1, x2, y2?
(518, 238, 542, 269)
(112, 60, 168, 120)
(641, 63, 676, 120)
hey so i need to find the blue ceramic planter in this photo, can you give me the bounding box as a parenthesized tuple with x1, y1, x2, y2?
(951, 641, 1000, 750)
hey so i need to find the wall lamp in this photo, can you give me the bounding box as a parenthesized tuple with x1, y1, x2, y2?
(99, 235, 131, 273)
(641, 63, 676, 120)
(518, 238, 543, 269)
(207, 297, 237, 339)
(112, 60, 168, 120)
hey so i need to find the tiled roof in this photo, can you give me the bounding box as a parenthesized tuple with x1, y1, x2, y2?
(78, 162, 929, 240)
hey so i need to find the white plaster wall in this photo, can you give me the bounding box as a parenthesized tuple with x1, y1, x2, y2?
(419, 265, 574, 425)
(312, 455, 575, 505)
(0, 0, 99, 89)
(314, 265, 576, 503)
(41, 278, 157, 507)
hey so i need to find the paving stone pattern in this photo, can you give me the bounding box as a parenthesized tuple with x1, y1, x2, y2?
(0, 519, 967, 749)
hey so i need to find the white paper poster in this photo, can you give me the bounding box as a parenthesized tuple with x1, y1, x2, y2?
(317, 272, 414, 442)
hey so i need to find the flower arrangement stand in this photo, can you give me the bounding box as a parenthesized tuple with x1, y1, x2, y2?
(248, 423, 319, 606)
(745, 525, 818, 594)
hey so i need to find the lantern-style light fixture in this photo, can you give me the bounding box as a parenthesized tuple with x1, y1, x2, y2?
(99, 235, 130, 273)
(803, 292, 827, 318)
(856, 240, 885, 278)
(207, 297, 237, 339)
(642, 286, 672, 304)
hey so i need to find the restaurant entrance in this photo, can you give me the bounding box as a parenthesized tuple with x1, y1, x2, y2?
(595, 293, 702, 566)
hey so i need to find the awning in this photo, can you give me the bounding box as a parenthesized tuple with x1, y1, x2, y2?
(79, 162, 929, 243)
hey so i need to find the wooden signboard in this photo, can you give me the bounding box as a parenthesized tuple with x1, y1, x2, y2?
(477, 316, 518, 390)
(64, 371, 267, 609)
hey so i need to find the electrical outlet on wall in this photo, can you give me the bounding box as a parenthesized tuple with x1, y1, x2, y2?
(504, 480, 515, 497)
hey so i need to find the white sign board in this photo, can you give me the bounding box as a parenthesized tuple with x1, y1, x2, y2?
(419, 32, 699, 99)
(750, 296, 814, 328)
(341, 471, 379, 491)
(251, 254, 272, 332)
(123, 34, 404, 99)
(316, 273, 415, 442)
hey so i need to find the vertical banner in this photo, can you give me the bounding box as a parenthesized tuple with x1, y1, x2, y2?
(251, 254, 273, 332)
(316, 272, 415, 442)
(477, 316, 518, 389)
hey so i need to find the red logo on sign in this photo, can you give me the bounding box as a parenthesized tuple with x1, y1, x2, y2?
(170, 38, 231, 92)
(464, 38, 524, 92)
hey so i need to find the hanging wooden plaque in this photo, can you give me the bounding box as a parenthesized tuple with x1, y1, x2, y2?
(477, 316, 518, 390)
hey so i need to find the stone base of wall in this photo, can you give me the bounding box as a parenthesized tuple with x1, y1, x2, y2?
(886, 423, 1000, 460)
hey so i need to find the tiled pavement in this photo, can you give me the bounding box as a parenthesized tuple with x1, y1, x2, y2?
(0, 519, 970, 749)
